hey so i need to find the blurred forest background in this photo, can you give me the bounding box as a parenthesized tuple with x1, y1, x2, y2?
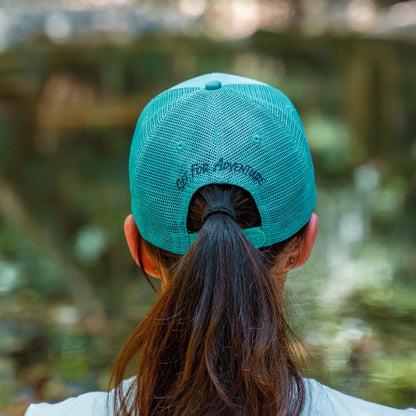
(0, 0, 415, 414)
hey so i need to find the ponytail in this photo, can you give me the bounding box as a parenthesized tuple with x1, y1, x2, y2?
(110, 185, 306, 416)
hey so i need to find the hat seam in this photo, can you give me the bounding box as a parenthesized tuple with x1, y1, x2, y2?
(134, 88, 203, 164)
(220, 86, 306, 154)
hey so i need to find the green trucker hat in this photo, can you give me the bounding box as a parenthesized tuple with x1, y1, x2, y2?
(129, 73, 316, 255)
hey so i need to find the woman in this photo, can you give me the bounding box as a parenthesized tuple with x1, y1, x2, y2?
(25, 73, 415, 415)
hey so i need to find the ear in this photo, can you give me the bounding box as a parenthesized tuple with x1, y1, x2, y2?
(124, 214, 161, 278)
(286, 212, 319, 271)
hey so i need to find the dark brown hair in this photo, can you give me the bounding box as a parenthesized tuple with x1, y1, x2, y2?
(110, 184, 307, 416)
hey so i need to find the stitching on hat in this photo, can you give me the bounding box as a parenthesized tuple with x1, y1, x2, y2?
(135, 88, 202, 162)
(221, 86, 306, 151)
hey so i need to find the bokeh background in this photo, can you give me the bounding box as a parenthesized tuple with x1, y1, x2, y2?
(0, 0, 415, 414)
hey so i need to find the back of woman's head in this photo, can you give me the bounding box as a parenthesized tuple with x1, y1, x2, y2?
(111, 73, 316, 416)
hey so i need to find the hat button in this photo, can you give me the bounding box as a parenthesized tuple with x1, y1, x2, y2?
(205, 80, 222, 90)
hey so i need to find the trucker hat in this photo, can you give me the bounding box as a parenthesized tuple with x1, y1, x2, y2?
(129, 73, 316, 255)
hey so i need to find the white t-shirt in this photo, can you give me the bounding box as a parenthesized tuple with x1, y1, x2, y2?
(25, 378, 416, 416)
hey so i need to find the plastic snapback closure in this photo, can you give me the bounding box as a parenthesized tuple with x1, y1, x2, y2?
(188, 226, 266, 249)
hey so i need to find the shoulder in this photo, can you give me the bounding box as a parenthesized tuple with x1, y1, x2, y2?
(24, 378, 135, 416)
(24, 391, 110, 416)
(24, 377, 415, 416)
(303, 378, 416, 416)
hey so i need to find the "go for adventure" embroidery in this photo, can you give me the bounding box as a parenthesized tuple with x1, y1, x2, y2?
(176, 157, 266, 191)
